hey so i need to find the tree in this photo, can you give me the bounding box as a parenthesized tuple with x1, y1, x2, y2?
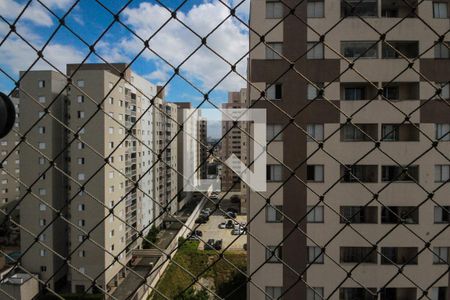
(174, 287, 209, 300)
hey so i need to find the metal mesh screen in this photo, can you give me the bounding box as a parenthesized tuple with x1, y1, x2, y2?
(0, 0, 450, 299)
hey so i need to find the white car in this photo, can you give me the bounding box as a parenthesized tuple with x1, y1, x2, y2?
(231, 227, 246, 235)
(218, 222, 226, 229)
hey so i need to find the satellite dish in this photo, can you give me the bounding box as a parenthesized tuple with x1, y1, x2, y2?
(0, 93, 16, 139)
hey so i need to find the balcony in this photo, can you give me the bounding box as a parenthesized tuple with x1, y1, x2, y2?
(381, 0, 418, 18)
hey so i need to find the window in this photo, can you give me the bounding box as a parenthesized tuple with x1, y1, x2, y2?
(341, 0, 378, 17)
(267, 124, 283, 141)
(266, 83, 282, 100)
(382, 41, 419, 59)
(79, 250, 86, 257)
(433, 2, 448, 18)
(78, 173, 85, 181)
(308, 246, 325, 264)
(39, 203, 47, 211)
(266, 246, 282, 263)
(266, 42, 283, 59)
(267, 165, 282, 181)
(40, 249, 46, 257)
(307, 83, 324, 100)
(266, 0, 283, 18)
(77, 111, 85, 119)
(77, 80, 85, 87)
(77, 95, 84, 103)
(266, 205, 283, 222)
(381, 206, 419, 224)
(381, 247, 418, 264)
(381, 165, 419, 182)
(109, 97, 114, 104)
(108, 127, 114, 134)
(77, 157, 85, 165)
(436, 82, 450, 99)
(109, 142, 114, 149)
(79, 219, 85, 227)
(381, 124, 420, 141)
(307, 287, 324, 300)
(431, 287, 448, 300)
(435, 42, 450, 58)
(436, 124, 450, 141)
(344, 87, 365, 100)
(340, 288, 377, 300)
(40, 266, 47, 272)
(307, 42, 324, 59)
(307, 205, 324, 223)
(434, 206, 450, 223)
(38, 80, 45, 88)
(340, 206, 378, 224)
(78, 204, 85, 211)
(39, 188, 47, 196)
(265, 287, 282, 300)
(38, 142, 46, 149)
(341, 124, 377, 141)
(382, 86, 399, 100)
(38, 126, 46, 134)
(433, 247, 449, 264)
(435, 165, 450, 182)
(307, 124, 324, 141)
(307, 1, 324, 18)
(38, 96, 46, 103)
(38, 157, 45, 165)
(341, 41, 378, 59)
(307, 165, 324, 182)
(39, 218, 46, 226)
(340, 247, 377, 263)
(38, 111, 45, 118)
(341, 165, 378, 183)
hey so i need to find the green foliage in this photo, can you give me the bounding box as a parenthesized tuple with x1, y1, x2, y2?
(142, 226, 159, 249)
(150, 241, 246, 300)
(174, 287, 209, 300)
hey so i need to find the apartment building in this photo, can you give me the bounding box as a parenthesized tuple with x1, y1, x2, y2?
(0, 91, 20, 207)
(17, 63, 177, 294)
(198, 118, 208, 180)
(247, 1, 450, 299)
(153, 96, 178, 221)
(221, 88, 247, 192)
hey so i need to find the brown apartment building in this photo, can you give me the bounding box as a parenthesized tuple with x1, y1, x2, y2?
(247, 1, 450, 299)
(221, 88, 247, 192)
(17, 63, 179, 294)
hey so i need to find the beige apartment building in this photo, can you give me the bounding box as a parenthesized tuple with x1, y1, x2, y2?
(221, 89, 247, 192)
(247, 1, 450, 299)
(0, 91, 20, 208)
(18, 63, 179, 295)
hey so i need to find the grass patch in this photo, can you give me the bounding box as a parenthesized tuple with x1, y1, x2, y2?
(151, 241, 247, 300)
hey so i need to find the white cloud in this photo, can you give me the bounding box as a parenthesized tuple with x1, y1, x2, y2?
(0, 37, 85, 74)
(0, 0, 75, 27)
(112, 0, 249, 92)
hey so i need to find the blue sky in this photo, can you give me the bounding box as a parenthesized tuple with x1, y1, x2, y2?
(0, 0, 250, 111)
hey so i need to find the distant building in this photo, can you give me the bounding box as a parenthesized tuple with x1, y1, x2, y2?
(220, 88, 247, 192)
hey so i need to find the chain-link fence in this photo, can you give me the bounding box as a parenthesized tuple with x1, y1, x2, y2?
(0, 0, 450, 299)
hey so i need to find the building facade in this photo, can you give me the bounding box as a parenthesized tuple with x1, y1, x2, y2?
(221, 88, 247, 192)
(18, 63, 179, 294)
(247, 1, 450, 299)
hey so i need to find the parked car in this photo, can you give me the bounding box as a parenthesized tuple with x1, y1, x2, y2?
(195, 216, 208, 224)
(188, 234, 200, 240)
(201, 208, 212, 215)
(210, 194, 219, 200)
(194, 230, 203, 237)
(205, 239, 215, 250)
(224, 211, 237, 219)
(225, 220, 234, 229)
(218, 222, 226, 229)
(226, 207, 238, 214)
(214, 239, 223, 250)
(231, 227, 246, 235)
